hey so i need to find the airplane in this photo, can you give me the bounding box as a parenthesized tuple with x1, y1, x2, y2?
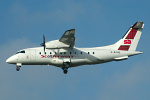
(6, 21, 144, 74)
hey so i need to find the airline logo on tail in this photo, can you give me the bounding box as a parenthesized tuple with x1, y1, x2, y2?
(124, 40, 131, 44)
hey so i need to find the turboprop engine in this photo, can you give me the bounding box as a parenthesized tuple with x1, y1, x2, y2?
(45, 40, 70, 49)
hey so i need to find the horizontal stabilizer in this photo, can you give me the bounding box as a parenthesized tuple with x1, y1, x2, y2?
(114, 56, 128, 61)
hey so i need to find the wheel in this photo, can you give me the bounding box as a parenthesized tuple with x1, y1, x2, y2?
(16, 67, 20, 71)
(62, 62, 70, 74)
(63, 69, 68, 74)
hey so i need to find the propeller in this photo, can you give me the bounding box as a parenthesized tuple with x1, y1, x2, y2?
(40, 35, 45, 52)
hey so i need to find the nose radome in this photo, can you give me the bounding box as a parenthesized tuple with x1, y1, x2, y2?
(6, 58, 10, 63)
(6, 55, 17, 64)
(6, 57, 13, 63)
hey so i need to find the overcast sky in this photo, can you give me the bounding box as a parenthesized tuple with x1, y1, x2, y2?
(0, 0, 150, 100)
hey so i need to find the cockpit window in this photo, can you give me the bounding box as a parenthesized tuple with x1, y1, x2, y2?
(20, 50, 25, 53)
(16, 50, 25, 54)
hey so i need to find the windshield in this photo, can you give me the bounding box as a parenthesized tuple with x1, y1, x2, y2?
(16, 50, 25, 54)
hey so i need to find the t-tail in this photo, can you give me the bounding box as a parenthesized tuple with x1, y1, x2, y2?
(112, 21, 144, 52)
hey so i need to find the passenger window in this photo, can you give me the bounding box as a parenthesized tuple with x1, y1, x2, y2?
(45, 52, 46, 54)
(39, 52, 41, 54)
(81, 52, 82, 54)
(93, 52, 94, 54)
(64, 52, 66, 54)
(74, 52, 76, 54)
(55, 52, 57, 54)
(88, 52, 89, 54)
(70, 52, 72, 54)
(60, 52, 62, 54)
(50, 52, 52, 54)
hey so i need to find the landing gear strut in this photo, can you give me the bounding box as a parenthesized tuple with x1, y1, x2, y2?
(62, 62, 70, 74)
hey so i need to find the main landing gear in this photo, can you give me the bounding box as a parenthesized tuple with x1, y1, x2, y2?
(62, 68, 68, 74)
(62, 62, 70, 74)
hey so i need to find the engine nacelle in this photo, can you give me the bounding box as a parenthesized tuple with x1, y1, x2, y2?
(45, 40, 69, 49)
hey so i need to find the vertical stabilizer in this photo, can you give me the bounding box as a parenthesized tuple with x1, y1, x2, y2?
(112, 21, 144, 51)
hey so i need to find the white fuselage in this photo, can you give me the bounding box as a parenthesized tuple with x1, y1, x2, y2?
(6, 46, 141, 68)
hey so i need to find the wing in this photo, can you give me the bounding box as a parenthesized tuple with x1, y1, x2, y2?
(59, 29, 75, 48)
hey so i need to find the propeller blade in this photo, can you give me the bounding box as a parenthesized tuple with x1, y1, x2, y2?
(43, 34, 45, 44)
(40, 35, 46, 52)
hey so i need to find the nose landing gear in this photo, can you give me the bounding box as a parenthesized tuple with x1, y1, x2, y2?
(16, 63, 22, 71)
(16, 66, 20, 71)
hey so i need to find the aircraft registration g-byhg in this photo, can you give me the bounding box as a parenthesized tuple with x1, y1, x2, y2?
(6, 21, 144, 74)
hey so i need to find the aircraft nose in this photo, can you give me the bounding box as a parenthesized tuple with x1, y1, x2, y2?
(6, 58, 10, 63)
(6, 55, 17, 64)
(6, 57, 13, 63)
